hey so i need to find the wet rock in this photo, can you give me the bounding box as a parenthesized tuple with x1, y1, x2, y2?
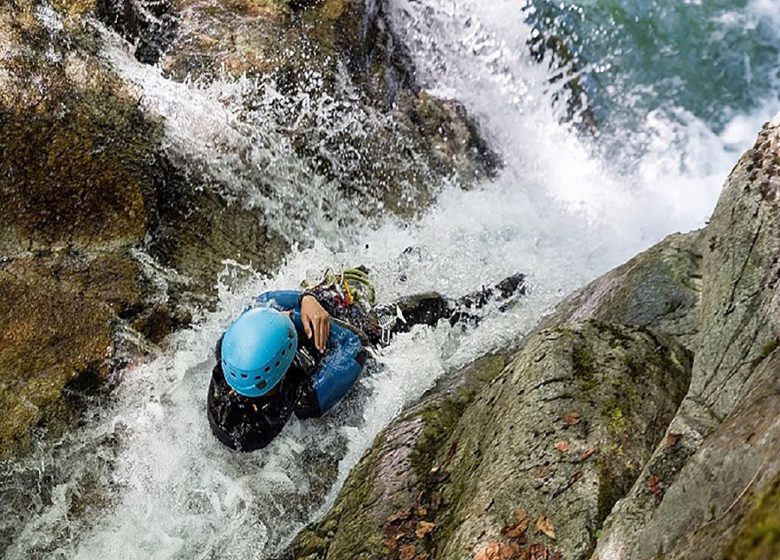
(97, 0, 177, 64)
(0, 252, 147, 456)
(527, 31, 597, 133)
(0, 2, 282, 457)
(0, 26, 157, 251)
(290, 325, 691, 560)
(288, 118, 780, 560)
(145, 160, 290, 297)
(545, 230, 704, 352)
(159, 0, 499, 214)
(591, 117, 780, 560)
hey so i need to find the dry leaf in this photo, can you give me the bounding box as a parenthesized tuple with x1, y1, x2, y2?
(415, 521, 436, 539)
(647, 474, 663, 502)
(502, 524, 529, 541)
(563, 411, 582, 426)
(474, 541, 519, 560)
(535, 514, 556, 540)
(580, 448, 597, 461)
(663, 432, 682, 449)
(385, 537, 399, 552)
(387, 510, 412, 525)
(415, 506, 428, 517)
(399, 544, 417, 560)
(514, 509, 532, 524)
(553, 441, 571, 453)
(501, 509, 532, 540)
(527, 543, 552, 560)
(532, 465, 553, 479)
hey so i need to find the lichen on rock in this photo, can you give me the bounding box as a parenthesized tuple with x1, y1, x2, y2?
(287, 118, 780, 560)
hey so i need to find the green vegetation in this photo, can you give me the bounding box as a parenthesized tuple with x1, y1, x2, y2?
(725, 473, 780, 560)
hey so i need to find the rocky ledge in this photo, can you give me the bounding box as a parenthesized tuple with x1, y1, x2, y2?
(0, 0, 495, 458)
(286, 118, 780, 559)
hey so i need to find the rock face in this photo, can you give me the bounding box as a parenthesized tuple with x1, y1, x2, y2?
(287, 118, 780, 559)
(0, 0, 496, 458)
(154, 0, 499, 214)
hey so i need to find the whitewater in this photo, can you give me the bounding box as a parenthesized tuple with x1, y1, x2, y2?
(3, 0, 779, 558)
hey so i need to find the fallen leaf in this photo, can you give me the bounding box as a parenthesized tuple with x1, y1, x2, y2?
(563, 411, 582, 426)
(580, 448, 597, 461)
(415, 521, 436, 539)
(553, 441, 571, 453)
(385, 537, 399, 552)
(646, 474, 663, 503)
(501, 508, 533, 540)
(527, 543, 553, 560)
(514, 509, 532, 524)
(399, 544, 417, 560)
(501, 519, 530, 540)
(387, 509, 412, 525)
(474, 541, 519, 560)
(535, 514, 556, 540)
(415, 506, 428, 517)
(663, 432, 682, 449)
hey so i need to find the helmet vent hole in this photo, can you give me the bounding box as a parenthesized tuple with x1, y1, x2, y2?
(240, 373, 248, 379)
(264, 366, 271, 373)
(257, 380, 267, 389)
(288, 342, 293, 350)
(275, 361, 280, 368)
(254, 376, 260, 381)
(281, 349, 286, 356)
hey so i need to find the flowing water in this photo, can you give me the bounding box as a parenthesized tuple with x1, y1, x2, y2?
(2, 0, 779, 558)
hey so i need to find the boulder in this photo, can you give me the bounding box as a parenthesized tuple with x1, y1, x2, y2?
(0, 1, 281, 456)
(154, 0, 499, 213)
(0, 252, 147, 456)
(286, 118, 780, 560)
(591, 117, 780, 560)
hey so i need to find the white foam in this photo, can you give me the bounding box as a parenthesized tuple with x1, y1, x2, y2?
(5, 1, 780, 558)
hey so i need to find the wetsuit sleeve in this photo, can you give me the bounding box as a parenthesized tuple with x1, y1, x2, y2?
(253, 290, 305, 311)
(309, 321, 365, 414)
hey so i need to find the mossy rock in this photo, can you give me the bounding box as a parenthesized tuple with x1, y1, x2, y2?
(0, 257, 116, 455)
(725, 473, 780, 560)
(0, 34, 162, 251)
(289, 321, 692, 560)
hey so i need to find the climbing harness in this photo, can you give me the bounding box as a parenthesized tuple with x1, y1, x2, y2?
(301, 266, 377, 311)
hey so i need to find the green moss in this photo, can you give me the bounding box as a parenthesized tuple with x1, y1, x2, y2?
(596, 458, 622, 524)
(292, 433, 388, 559)
(606, 407, 629, 435)
(410, 397, 465, 485)
(759, 338, 779, 360)
(724, 473, 780, 560)
(572, 338, 596, 392)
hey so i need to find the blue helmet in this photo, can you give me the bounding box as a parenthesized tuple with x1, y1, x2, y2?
(221, 307, 298, 397)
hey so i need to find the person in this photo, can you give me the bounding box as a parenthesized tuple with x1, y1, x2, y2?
(207, 267, 526, 452)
